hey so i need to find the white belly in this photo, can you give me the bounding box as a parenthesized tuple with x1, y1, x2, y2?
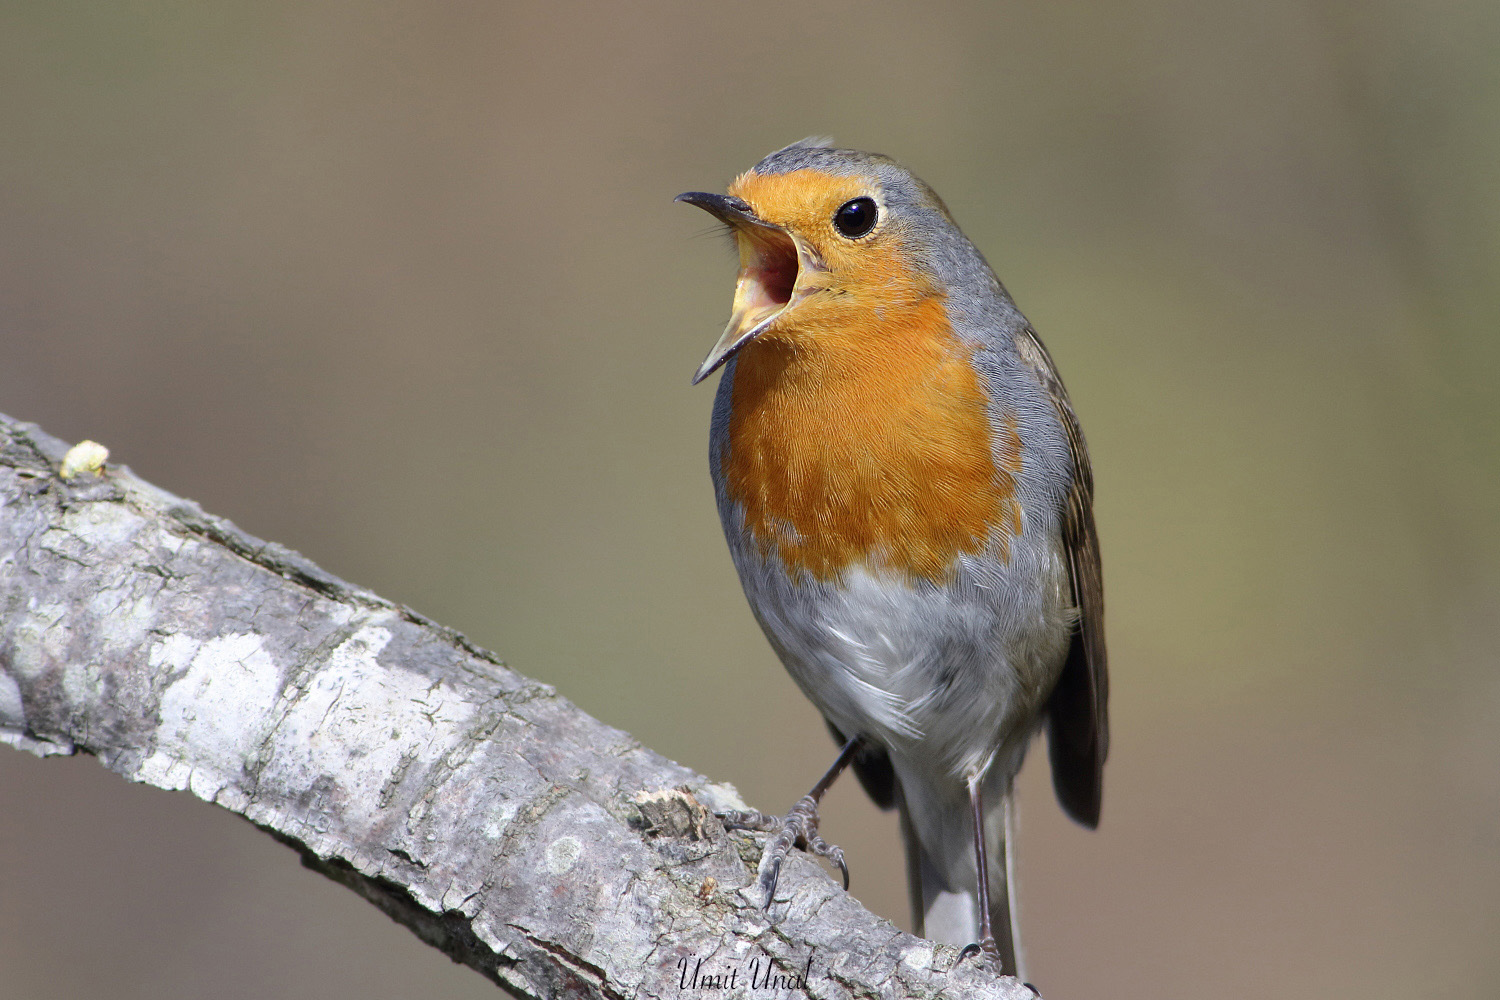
(726, 522, 1075, 788)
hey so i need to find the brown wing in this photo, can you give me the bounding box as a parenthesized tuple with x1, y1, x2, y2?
(1017, 325, 1109, 828)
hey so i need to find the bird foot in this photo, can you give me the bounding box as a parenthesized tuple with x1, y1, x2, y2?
(957, 938, 1006, 977)
(719, 794, 848, 905)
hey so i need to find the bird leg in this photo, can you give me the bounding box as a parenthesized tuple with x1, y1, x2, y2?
(957, 772, 1018, 976)
(718, 736, 860, 905)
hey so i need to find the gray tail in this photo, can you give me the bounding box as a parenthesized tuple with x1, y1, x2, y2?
(900, 786, 1024, 979)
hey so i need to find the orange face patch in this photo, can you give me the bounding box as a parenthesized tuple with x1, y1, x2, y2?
(727, 169, 909, 295)
(719, 169, 1020, 583)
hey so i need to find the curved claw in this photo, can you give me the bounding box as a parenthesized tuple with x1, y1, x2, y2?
(758, 853, 786, 904)
(832, 850, 849, 890)
(807, 836, 849, 890)
(958, 943, 983, 963)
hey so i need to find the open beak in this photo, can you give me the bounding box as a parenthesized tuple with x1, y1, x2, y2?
(676, 191, 813, 384)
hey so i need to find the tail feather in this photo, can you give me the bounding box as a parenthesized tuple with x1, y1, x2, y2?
(998, 790, 1024, 978)
(897, 784, 928, 937)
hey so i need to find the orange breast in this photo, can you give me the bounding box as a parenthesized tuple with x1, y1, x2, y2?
(723, 293, 1022, 584)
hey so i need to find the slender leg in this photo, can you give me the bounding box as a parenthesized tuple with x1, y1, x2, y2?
(959, 773, 1018, 976)
(720, 737, 860, 905)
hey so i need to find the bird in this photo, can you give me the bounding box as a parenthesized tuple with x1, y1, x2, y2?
(676, 138, 1107, 980)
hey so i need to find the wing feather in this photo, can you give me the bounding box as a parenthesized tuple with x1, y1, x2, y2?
(1017, 326, 1109, 828)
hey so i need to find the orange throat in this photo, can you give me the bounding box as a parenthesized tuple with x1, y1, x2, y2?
(722, 294, 1022, 584)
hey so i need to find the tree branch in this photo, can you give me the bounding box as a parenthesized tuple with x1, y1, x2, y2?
(0, 412, 1030, 1000)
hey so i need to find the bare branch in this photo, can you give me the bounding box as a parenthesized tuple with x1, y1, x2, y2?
(0, 413, 1031, 1000)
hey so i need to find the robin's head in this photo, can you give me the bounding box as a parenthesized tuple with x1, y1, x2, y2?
(678, 139, 976, 384)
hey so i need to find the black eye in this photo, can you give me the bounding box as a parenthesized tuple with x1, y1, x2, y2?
(833, 197, 878, 238)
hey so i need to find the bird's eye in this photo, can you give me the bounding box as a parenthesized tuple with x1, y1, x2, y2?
(833, 197, 878, 238)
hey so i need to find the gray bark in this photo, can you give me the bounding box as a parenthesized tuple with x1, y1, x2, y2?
(0, 413, 1034, 999)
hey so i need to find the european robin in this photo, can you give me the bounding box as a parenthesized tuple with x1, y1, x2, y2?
(677, 139, 1107, 979)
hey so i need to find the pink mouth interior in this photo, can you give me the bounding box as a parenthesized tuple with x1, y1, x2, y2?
(744, 230, 798, 309)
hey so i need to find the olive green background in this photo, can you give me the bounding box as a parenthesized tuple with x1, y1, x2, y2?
(2, 3, 1496, 998)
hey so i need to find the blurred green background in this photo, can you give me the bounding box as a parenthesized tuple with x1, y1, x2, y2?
(2, 2, 1496, 998)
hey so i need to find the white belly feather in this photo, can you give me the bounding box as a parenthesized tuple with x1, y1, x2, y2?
(727, 516, 1074, 787)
